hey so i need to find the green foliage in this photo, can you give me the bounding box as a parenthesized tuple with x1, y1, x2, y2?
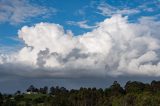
(23, 94, 47, 100)
(1, 80, 160, 106)
(125, 81, 145, 93)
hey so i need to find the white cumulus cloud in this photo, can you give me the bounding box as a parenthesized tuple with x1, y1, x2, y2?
(1, 15, 160, 78)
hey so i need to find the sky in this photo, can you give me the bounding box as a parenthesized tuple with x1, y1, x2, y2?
(1, 0, 160, 93)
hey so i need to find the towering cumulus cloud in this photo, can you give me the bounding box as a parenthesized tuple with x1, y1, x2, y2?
(1, 15, 160, 77)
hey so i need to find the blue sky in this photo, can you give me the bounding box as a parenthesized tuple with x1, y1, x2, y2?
(1, 0, 160, 93)
(1, 0, 160, 50)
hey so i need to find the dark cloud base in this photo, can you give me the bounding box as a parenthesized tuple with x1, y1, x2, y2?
(1, 76, 160, 93)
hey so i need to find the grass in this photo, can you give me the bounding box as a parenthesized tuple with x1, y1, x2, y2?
(23, 93, 48, 100)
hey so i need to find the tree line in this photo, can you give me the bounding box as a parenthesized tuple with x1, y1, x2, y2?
(1, 80, 160, 106)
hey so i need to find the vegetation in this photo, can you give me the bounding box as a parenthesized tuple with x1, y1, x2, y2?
(1, 80, 160, 106)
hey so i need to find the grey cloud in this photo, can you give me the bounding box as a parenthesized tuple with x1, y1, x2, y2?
(37, 48, 50, 67)
(62, 48, 90, 63)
